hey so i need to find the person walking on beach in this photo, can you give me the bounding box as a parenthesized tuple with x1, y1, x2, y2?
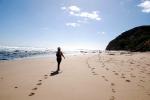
(56, 47, 65, 72)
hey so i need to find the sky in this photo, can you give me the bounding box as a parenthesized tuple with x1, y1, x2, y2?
(0, 0, 150, 50)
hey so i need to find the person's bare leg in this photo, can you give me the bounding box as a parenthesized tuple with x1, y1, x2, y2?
(58, 62, 60, 71)
(57, 61, 60, 72)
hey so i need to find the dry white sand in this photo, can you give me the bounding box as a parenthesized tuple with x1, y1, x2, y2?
(0, 52, 150, 100)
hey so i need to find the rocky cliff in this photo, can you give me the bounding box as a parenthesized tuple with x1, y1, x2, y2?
(106, 26, 150, 52)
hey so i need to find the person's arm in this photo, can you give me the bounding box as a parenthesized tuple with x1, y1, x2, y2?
(61, 52, 65, 59)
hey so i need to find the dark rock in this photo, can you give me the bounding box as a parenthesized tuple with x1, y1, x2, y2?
(106, 25, 150, 52)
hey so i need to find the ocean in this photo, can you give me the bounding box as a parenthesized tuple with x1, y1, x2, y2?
(0, 46, 100, 60)
(0, 46, 55, 60)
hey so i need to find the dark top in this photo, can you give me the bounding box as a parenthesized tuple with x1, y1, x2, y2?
(56, 51, 62, 58)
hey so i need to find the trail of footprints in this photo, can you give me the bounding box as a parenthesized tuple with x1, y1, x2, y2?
(28, 74, 49, 96)
(86, 57, 99, 76)
(12, 71, 59, 97)
(28, 61, 56, 96)
(87, 55, 117, 100)
(87, 54, 150, 100)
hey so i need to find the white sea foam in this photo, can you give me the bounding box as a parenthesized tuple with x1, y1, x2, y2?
(0, 46, 100, 60)
(0, 46, 54, 60)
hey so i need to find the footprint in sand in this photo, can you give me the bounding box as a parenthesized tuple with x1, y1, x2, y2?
(38, 80, 42, 82)
(130, 68, 134, 71)
(29, 92, 35, 96)
(36, 82, 42, 85)
(126, 79, 131, 82)
(14, 86, 18, 89)
(44, 74, 48, 77)
(140, 71, 144, 73)
(111, 83, 115, 86)
(92, 71, 98, 75)
(140, 57, 145, 59)
(93, 73, 98, 75)
(101, 63, 105, 68)
(147, 72, 150, 75)
(147, 93, 150, 96)
(91, 68, 95, 70)
(146, 64, 150, 66)
(106, 68, 109, 70)
(0, 77, 3, 80)
(112, 88, 116, 93)
(110, 96, 115, 100)
(140, 80, 145, 82)
(44, 77, 48, 79)
(130, 73, 136, 78)
(141, 76, 145, 78)
(114, 73, 119, 75)
(44, 74, 48, 79)
(101, 76, 108, 81)
(121, 74, 126, 78)
(130, 62, 134, 64)
(137, 84, 144, 88)
(32, 87, 38, 90)
(92, 71, 95, 74)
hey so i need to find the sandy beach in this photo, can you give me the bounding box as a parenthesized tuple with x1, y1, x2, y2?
(0, 52, 150, 100)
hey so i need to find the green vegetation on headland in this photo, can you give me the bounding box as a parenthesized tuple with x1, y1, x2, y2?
(106, 25, 150, 52)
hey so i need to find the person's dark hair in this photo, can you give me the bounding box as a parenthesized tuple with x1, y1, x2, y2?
(57, 47, 61, 51)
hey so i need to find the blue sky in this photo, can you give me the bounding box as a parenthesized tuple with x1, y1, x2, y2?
(0, 0, 150, 50)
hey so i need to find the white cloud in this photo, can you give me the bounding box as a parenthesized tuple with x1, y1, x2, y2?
(78, 11, 101, 21)
(61, 5, 101, 21)
(68, 6, 80, 12)
(66, 22, 80, 27)
(138, 0, 150, 13)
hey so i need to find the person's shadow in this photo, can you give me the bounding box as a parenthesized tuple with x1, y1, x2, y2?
(50, 71, 59, 76)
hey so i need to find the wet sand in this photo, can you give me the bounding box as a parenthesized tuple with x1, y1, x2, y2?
(0, 52, 150, 100)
